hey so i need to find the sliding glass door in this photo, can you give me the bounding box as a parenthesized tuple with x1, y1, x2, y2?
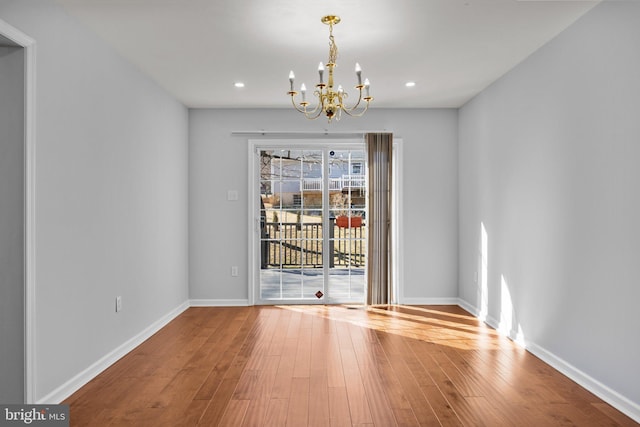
(253, 142, 366, 304)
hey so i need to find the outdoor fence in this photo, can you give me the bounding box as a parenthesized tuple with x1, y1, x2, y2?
(260, 219, 365, 268)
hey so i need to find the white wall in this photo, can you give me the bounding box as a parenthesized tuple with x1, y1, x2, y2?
(189, 109, 458, 304)
(0, 44, 25, 402)
(458, 1, 640, 417)
(0, 0, 189, 402)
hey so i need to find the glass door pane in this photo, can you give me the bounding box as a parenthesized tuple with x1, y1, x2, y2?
(259, 149, 325, 301)
(328, 149, 367, 302)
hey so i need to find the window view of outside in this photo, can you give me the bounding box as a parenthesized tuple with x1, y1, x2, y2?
(259, 148, 366, 301)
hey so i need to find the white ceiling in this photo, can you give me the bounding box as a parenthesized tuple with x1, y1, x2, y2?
(53, 0, 599, 109)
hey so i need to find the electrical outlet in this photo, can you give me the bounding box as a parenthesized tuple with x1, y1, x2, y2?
(231, 266, 239, 277)
(116, 296, 122, 312)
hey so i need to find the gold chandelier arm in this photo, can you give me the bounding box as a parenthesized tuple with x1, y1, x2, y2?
(304, 103, 325, 120)
(339, 102, 370, 118)
(339, 96, 373, 118)
(338, 86, 364, 112)
(288, 92, 308, 114)
(289, 92, 325, 120)
(303, 89, 326, 118)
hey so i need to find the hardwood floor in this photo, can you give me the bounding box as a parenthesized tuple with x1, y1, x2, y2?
(64, 305, 638, 426)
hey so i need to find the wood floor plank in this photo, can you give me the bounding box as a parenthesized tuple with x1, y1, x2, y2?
(286, 377, 310, 426)
(376, 331, 443, 426)
(241, 397, 270, 427)
(464, 396, 513, 426)
(336, 321, 373, 425)
(197, 377, 240, 426)
(218, 399, 250, 427)
(270, 337, 297, 399)
(405, 340, 463, 426)
(267, 308, 291, 357)
(326, 320, 346, 389)
(328, 386, 352, 427)
(348, 323, 399, 427)
(263, 398, 289, 427)
(369, 338, 413, 412)
(308, 369, 331, 427)
(192, 308, 257, 400)
(238, 356, 281, 426)
(63, 305, 638, 427)
(293, 322, 312, 378)
(177, 399, 210, 426)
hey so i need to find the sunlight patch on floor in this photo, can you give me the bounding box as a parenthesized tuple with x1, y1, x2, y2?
(278, 304, 512, 351)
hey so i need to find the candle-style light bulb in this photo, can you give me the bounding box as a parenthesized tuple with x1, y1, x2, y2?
(364, 78, 370, 98)
(301, 83, 307, 103)
(338, 85, 344, 94)
(289, 70, 295, 91)
(355, 63, 362, 86)
(318, 62, 325, 85)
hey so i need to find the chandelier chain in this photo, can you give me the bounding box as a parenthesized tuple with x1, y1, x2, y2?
(328, 24, 338, 65)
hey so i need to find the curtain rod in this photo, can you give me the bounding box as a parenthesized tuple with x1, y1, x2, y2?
(231, 130, 392, 138)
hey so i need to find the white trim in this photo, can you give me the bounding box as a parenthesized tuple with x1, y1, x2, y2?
(391, 139, 403, 304)
(0, 19, 34, 45)
(37, 302, 189, 404)
(457, 298, 479, 317)
(189, 299, 250, 307)
(0, 18, 37, 404)
(483, 314, 500, 331)
(232, 130, 393, 138)
(247, 140, 258, 306)
(457, 298, 640, 423)
(24, 29, 37, 408)
(400, 297, 461, 306)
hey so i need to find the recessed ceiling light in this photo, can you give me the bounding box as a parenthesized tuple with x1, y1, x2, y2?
(234, 82, 245, 88)
(405, 81, 416, 88)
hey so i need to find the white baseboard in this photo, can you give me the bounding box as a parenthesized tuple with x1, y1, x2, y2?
(189, 299, 249, 307)
(38, 301, 189, 404)
(456, 298, 479, 317)
(400, 297, 460, 305)
(456, 298, 640, 423)
(484, 314, 500, 331)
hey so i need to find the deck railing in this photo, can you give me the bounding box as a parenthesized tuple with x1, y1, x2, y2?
(260, 220, 365, 268)
(301, 174, 366, 191)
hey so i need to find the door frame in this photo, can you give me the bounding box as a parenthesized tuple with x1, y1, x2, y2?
(0, 19, 37, 403)
(247, 137, 403, 306)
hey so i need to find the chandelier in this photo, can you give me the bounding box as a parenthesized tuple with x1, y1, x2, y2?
(287, 15, 372, 122)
